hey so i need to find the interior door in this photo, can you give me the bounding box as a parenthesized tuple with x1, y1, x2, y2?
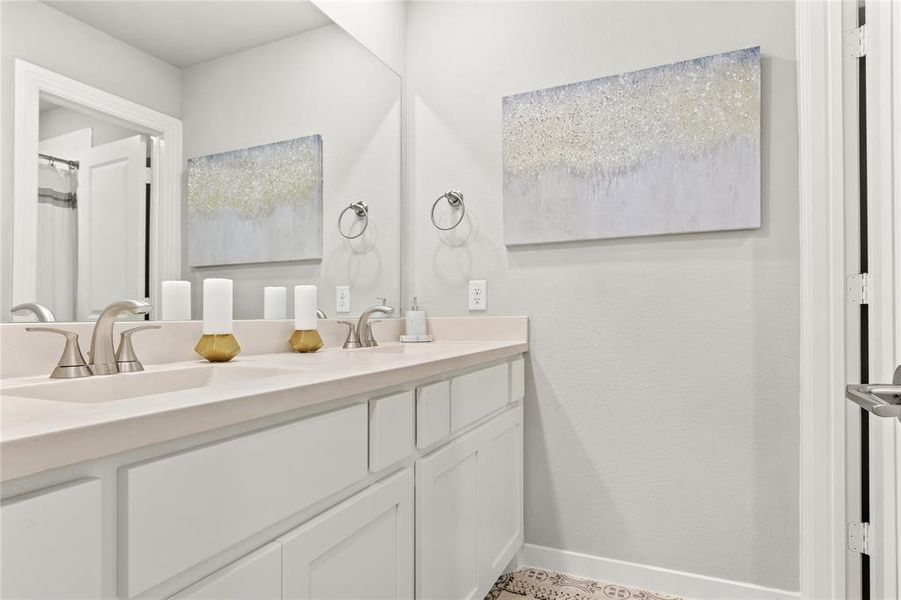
(76, 134, 146, 320)
(844, 1, 900, 598)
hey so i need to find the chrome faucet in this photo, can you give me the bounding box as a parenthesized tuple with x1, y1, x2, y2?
(355, 302, 394, 348)
(11, 302, 55, 322)
(89, 299, 152, 375)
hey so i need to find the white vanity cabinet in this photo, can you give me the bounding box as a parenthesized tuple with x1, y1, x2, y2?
(415, 404, 523, 600)
(280, 468, 414, 599)
(0, 479, 102, 600)
(0, 356, 525, 600)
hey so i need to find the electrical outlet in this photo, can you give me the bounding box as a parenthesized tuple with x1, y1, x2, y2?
(468, 280, 487, 311)
(336, 285, 351, 313)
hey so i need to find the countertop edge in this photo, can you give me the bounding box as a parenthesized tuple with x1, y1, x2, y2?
(1, 342, 527, 482)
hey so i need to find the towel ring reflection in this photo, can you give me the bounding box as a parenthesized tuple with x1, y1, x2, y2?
(338, 201, 369, 239)
(430, 190, 465, 231)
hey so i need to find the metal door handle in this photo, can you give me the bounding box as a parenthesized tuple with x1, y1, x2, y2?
(846, 365, 901, 419)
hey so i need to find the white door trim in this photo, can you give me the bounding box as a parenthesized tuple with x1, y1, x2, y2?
(796, 1, 849, 598)
(12, 59, 182, 320)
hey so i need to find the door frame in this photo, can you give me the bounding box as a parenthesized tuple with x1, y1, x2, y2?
(12, 59, 182, 320)
(798, 1, 899, 598)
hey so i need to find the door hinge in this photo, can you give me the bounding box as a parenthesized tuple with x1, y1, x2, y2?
(848, 521, 870, 554)
(846, 273, 870, 304)
(845, 24, 867, 58)
(145, 167, 152, 185)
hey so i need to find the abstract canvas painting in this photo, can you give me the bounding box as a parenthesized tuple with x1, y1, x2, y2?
(187, 135, 323, 266)
(502, 47, 761, 245)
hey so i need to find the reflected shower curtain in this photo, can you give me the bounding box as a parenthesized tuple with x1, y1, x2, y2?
(36, 163, 77, 321)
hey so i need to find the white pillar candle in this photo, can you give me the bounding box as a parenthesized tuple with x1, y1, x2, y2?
(161, 280, 191, 321)
(294, 285, 318, 330)
(263, 286, 287, 320)
(202, 278, 233, 334)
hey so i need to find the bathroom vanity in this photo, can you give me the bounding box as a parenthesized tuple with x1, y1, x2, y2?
(0, 323, 527, 600)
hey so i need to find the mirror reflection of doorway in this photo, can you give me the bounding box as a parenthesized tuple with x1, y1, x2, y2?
(35, 101, 150, 322)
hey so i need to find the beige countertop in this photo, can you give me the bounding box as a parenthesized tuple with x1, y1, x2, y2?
(0, 338, 527, 482)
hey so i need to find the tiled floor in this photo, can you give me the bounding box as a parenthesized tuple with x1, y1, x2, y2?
(487, 568, 685, 600)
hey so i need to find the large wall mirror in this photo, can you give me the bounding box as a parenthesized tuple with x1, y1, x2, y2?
(1, 0, 401, 322)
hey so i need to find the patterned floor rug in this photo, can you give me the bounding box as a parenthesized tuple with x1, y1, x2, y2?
(486, 568, 686, 600)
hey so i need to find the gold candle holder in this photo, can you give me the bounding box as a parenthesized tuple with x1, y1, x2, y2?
(290, 329, 323, 353)
(194, 333, 241, 362)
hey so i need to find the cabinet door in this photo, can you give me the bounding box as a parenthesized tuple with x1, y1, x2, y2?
(170, 543, 281, 600)
(1, 479, 102, 599)
(415, 405, 524, 600)
(415, 428, 483, 600)
(479, 405, 523, 585)
(281, 468, 413, 599)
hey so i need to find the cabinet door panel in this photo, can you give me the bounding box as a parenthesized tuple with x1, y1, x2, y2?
(1, 479, 102, 600)
(481, 405, 524, 585)
(281, 469, 413, 600)
(416, 404, 524, 600)
(170, 543, 281, 600)
(415, 429, 482, 600)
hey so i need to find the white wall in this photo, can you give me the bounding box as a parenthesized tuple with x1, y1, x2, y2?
(0, 0, 181, 319)
(312, 0, 405, 75)
(405, 0, 799, 591)
(181, 23, 401, 319)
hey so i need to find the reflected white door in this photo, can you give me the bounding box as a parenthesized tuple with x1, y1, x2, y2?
(76, 134, 146, 320)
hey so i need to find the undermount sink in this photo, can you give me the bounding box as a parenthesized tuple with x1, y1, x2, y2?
(2, 365, 296, 404)
(354, 344, 438, 355)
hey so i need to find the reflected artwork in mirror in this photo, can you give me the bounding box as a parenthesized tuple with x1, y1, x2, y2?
(187, 135, 323, 267)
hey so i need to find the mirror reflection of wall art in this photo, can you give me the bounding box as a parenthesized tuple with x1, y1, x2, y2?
(502, 46, 761, 246)
(187, 135, 323, 266)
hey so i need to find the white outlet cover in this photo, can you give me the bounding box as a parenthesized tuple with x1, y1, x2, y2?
(468, 280, 487, 311)
(336, 285, 351, 313)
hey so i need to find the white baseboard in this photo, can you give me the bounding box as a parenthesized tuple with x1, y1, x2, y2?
(521, 544, 800, 600)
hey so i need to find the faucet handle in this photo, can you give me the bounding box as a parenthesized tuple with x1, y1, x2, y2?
(115, 325, 161, 373)
(338, 320, 363, 349)
(25, 327, 92, 379)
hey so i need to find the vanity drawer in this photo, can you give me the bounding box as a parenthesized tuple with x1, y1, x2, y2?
(450, 363, 509, 432)
(369, 390, 414, 472)
(416, 380, 450, 449)
(121, 404, 368, 597)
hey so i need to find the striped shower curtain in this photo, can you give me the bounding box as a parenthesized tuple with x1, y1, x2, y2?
(36, 163, 77, 322)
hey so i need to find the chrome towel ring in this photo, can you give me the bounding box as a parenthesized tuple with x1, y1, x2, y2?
(338, 200, 369, 239)
(430, 190, 465, 231)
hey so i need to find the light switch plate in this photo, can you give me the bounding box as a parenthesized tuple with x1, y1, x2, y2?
(468, 280, 487, 311)
(336, 285, 351, 313)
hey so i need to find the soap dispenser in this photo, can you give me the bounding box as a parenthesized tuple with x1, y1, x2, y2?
(401, 297, 430, 342)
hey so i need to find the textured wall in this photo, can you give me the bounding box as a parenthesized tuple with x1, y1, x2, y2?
(405, 1, 799, 590)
